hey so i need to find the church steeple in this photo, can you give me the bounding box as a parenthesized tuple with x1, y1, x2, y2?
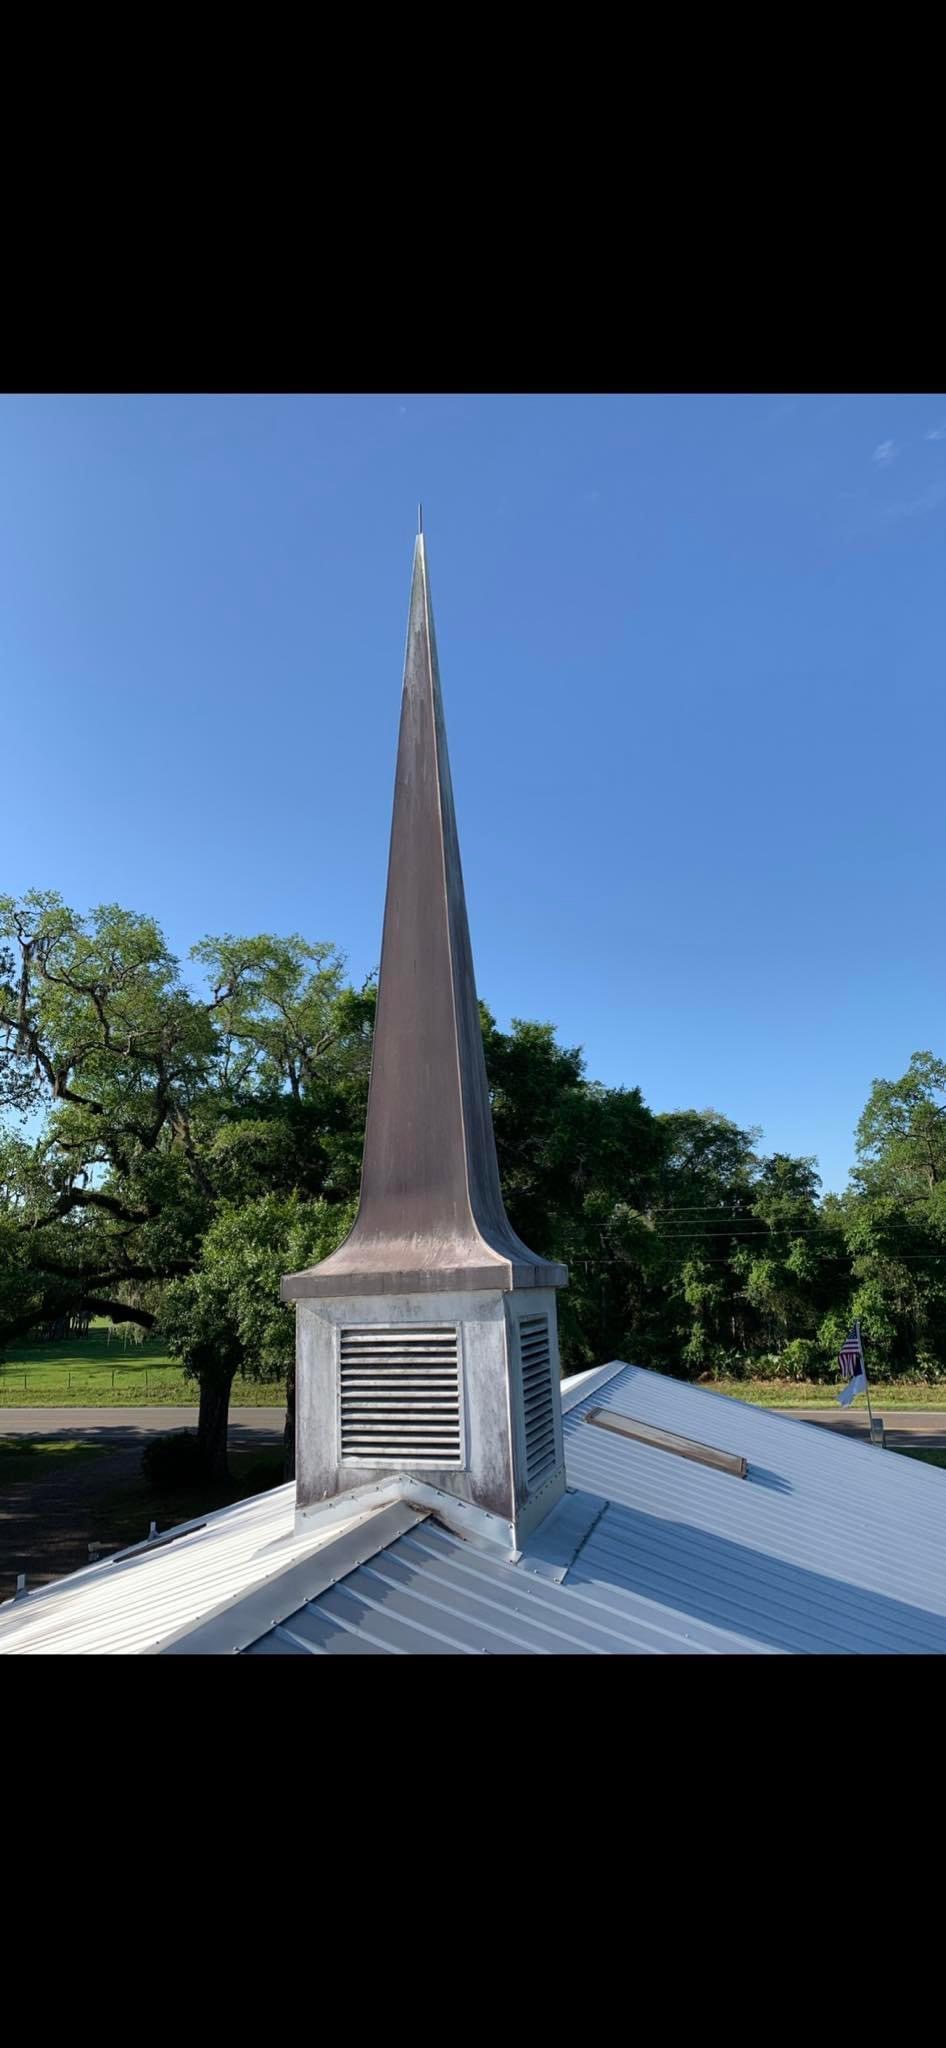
(283, 530, 565, 1301)
(284, 527, 567, 1549)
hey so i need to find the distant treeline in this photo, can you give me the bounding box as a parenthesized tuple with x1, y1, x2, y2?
(3, 892, 945, 1475)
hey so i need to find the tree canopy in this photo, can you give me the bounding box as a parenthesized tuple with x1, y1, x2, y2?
(3, 889, 944, 1476)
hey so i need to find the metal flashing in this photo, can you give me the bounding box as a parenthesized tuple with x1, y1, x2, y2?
(157, 1502, 429, 1654)
(516, 1488, 610, 1583)
(295, 1470, 521, 1558)
(560, 1359, 629, 1413)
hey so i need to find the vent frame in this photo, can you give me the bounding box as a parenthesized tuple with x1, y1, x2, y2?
(336, 1322, 464, 1470)
(518, 1311, 558, 1488)
(585, 1407, 748, 1477)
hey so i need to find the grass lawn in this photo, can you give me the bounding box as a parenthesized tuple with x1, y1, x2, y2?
(704, 1377, 946, 1409)
(0, 1325, 282, 1407)
(4, 1328, 946, 1415)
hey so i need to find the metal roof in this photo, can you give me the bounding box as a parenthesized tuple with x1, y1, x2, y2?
(4, 1363, 946, 1654)
(240, 1512, 771, 1656)
(0, 1482, 377, 1657)
(558, 1367, 946, 1655)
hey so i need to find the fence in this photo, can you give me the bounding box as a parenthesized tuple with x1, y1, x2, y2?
(0, 1363, 191, 1396)
(0, 1362, 281, 1406)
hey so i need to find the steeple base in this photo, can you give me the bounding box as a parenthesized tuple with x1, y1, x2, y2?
(294, 1286, 567, 1547)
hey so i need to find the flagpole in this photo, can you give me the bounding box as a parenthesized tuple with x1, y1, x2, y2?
(858, 1319, 876, 1441)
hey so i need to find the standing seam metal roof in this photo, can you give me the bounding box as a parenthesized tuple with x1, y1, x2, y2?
(3, 1364, 946, 1654)
(238, 1365, 946, 1656)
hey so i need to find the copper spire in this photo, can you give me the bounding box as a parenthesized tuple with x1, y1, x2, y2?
(283, 531, 566, 1300)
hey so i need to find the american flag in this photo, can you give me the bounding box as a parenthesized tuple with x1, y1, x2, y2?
(838, 1323, 865, 1380)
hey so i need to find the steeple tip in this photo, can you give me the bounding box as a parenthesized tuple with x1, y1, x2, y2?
(417, 501, 423, 536)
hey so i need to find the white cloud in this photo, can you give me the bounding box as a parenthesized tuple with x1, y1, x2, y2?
(926, 422, 946, 441)
(873, 440, 897, 464)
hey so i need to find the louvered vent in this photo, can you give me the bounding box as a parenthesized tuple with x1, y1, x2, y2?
(519, 1313, 557, 1485)
(338, 1325, 462, 1467)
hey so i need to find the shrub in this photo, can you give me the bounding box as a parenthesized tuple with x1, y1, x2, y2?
(773, 1339, 826, 1382)
(141, 1430, 207, 1492)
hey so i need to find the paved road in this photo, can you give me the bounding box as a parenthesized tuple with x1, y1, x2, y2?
(783, 1408, 946, 1449)
(2, 1403, 943, 1449)
(0, 1406, 285, 1441)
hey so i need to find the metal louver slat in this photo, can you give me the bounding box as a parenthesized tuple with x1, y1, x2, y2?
(339, 1326, 462, 1467)
(519, 1314, 557, 1485)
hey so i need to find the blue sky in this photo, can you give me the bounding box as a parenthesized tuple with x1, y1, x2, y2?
(2, 392, 945, 1195)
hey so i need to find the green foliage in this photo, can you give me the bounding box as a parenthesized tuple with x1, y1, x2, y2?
(843, 1054, 946, 1380)
(0, 899, 370, 1354)
(162, 1193, 356, 1391)
(760, 1339, 823, 1382)
(0, 891, 218, 1346)
(855, 1052, 946, 1199)
(6, 894, 946, 1438)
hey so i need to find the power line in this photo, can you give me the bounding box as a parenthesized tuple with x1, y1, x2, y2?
(652, 1223, 943, 1240)
(655, 1227, 833, 1238)
(648, 1204, 816, 1215)
(645, 1190, 940, 1213)
(658, 1250, 946, 1265)
(656, 1201, 932, 1212)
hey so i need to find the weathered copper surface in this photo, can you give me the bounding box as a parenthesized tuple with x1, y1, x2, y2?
(282, 533, 567, 1300)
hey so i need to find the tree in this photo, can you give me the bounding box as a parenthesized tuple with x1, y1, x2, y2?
(181, 936, 375, 1215)
(843, 1055, 946, 1379)
(0, 899, 371, 1464)
(10, 889, 946, 1435)
(161, 1195, 356, 1477)
(160, 1265, 245, 1480)
(0, 892, 217, 1342)
(854, 1052, 946, 1202)
(482, 1009, 665, 1371)
(642, 1110, 759, 1374)
(731, 1155, 849, 1374)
